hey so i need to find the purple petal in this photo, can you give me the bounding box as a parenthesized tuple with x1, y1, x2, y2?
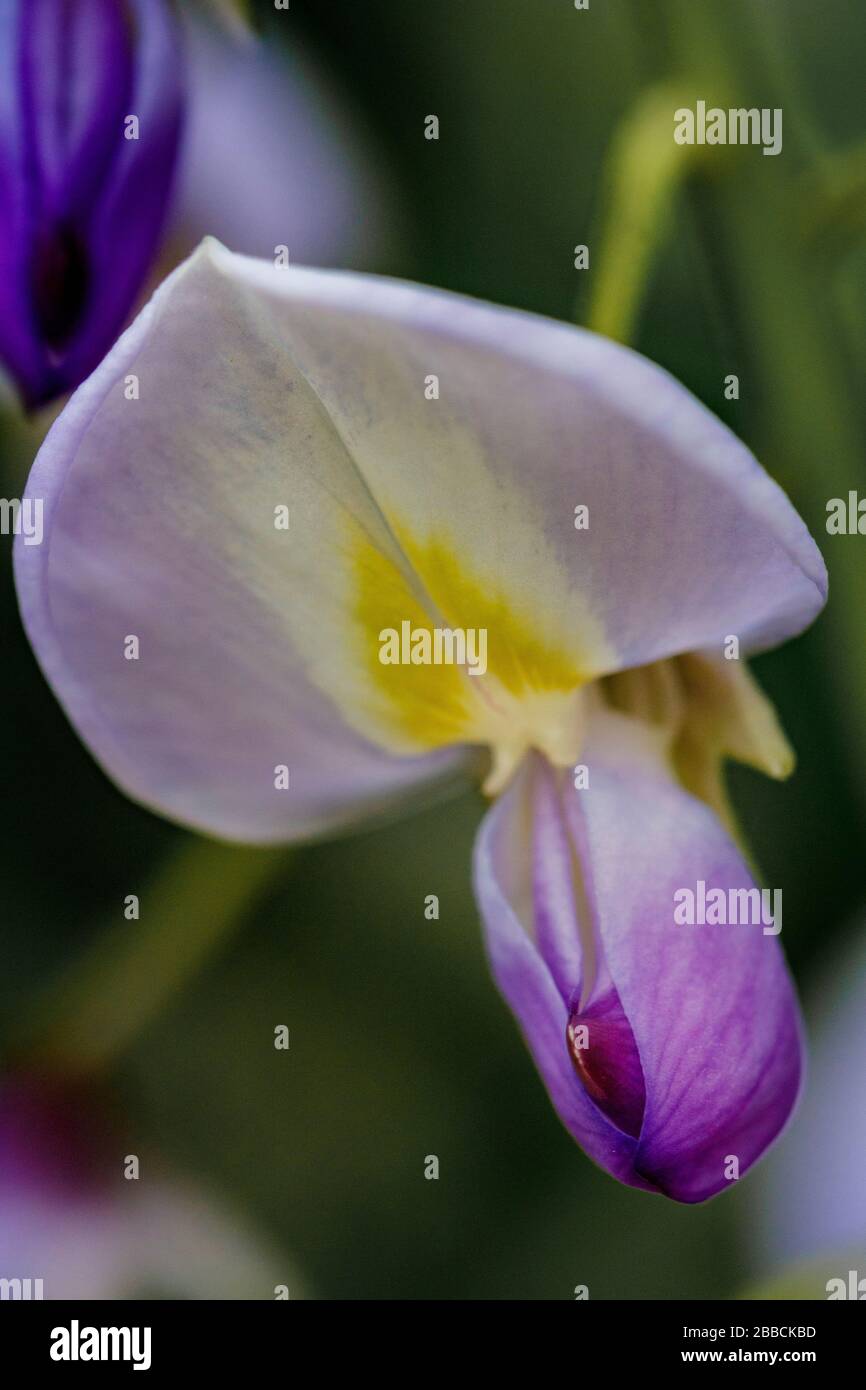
(21, 0, 134, 219)
(0, 0, 184, 407)
(55, 0, 185, 397)
(474, 748, 804, 1201)
(0, 4, 44, 394)
(473, 757, 652, 1192)
(566, 988, 646, 1139)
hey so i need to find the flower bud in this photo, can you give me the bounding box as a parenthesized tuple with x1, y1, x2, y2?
(0, 0, 184, 408)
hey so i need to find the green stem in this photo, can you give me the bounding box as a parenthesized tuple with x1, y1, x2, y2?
(19, 837, 291, 1076)
(584, 82, 712, 342)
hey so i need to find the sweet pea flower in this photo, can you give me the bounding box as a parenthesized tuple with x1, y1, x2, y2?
(14, 242, 827, 1202)
(0, 1074, 295, 1298)
(0, 0, 184, 409)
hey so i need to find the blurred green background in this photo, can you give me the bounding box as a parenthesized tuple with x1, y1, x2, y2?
(2, 0, 865, 1298)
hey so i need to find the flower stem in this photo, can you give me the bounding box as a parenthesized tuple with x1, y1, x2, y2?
(19, 837, 291, 1077)
(584, 82, 710, 342)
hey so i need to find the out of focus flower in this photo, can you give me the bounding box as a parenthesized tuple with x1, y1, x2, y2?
(0, 0, 184, 410)
(753, 927, 866, 1271)
(0, 2, 388, 412)
(15, 242, 827, 1201)
(166, 9, 388, 268)
(0, 1074, 294, 1299)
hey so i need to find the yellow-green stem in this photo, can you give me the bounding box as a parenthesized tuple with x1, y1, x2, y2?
(584, 82, 710, 343)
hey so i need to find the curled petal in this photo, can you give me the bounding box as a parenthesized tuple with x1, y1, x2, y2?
(473, 758, 651, 1190)
(474, 742, 803, 1201)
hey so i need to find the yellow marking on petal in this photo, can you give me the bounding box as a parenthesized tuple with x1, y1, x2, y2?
(352, 538, 473, 747)
(395, 532, 585, 698)
(349, 520, 591, 769)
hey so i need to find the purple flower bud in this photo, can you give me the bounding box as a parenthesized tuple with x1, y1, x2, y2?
(475, 751, 804, 1202)
(0, 0, 184, 408)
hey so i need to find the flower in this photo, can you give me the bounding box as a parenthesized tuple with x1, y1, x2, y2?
(14, 241, 827, 1201)
(753, 926, 866, 1266)
(0, 0, 184, 409)
(0, 1073, 294, 1298)
(165, 7, 389, 269)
